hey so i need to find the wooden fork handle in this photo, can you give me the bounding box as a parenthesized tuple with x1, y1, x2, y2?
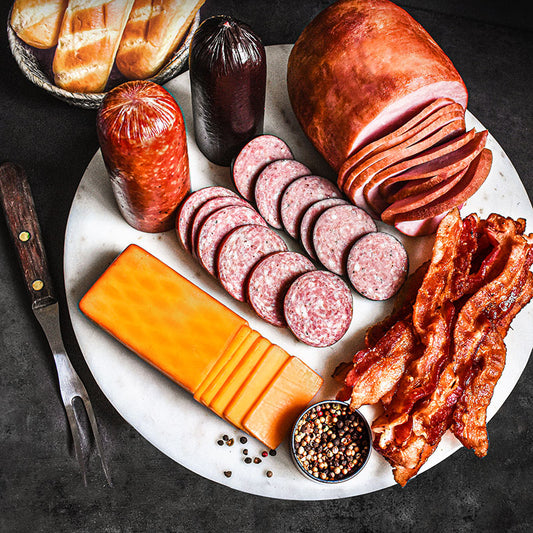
(0, 162, 56, 308)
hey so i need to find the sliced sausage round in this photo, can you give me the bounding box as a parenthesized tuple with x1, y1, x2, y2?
(217, 225, 288, 302)
(232, 135, 293, 201)
(190, 195, 251, 256)
(347, 232, 408, 300)
(246, 251, 315, 326)
(280, 175, 343, 239)
(299, 198, 349, 259)
(312, 204, 376, 275)
(197, 205, 267, 275)
(254, 159, 311, 228)
(176, 186, 239, 251)
(284, 271, 353, 347)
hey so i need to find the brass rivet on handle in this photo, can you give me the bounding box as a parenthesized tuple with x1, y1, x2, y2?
(32, 280, 44, 291)
(19, 231, 31, 242)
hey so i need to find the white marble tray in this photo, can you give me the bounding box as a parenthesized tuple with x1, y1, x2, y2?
(64, 45, 533, 500)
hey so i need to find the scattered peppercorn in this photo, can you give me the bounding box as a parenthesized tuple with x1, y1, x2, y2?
(217, 440, 224, 446)
(244, 457, 252, 464)
(261, 451, 268, 457)
(240, 436, 248, 444)
(226, 438, 234, 446)
(266, 471, 273, 478)
(223, 471, 232, 478)
(292, 402, 370, 482)
(269, 450, 277, 456)
(222, 435, 229, 441)
(253, 457, 262, 464)
(242, 449, 248, 455)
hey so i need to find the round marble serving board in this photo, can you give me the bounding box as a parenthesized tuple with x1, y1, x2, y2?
(64, 45, 533, 500)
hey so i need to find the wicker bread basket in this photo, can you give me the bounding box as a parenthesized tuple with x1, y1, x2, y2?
(7, 8, 200, 109)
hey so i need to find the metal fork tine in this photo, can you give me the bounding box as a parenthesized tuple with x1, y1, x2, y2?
(80, 395, 113, 487)
(64, 402, 87, 487)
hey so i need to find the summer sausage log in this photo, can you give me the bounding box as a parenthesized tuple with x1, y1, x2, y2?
(287, 0, 468, 172)
(217, 225, 288, 302)
(97, 80, 190, 233)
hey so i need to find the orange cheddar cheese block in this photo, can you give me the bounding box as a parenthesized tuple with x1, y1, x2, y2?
(223, 345, 289, 430)
(243, 357, 323, 450)
(198, 329, 260, 407)
(209, 337, 271, 417)
(79, 244, 323, 449)
(194, 324, 251, 402)
(79, 244, 246, 394)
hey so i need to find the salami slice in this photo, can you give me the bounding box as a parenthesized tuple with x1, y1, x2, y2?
(299, 198, 349, 259)
(347, 232, 408, 300)
(232, 135, 293, 200)
(190, 195, 251, 256)
(246, 251, 315, 326)
(280, 175, 343, 239)
(284, 271, 353, 347)
(217, 225, 288, 302)
(254, 159, 311, 228)
(197, 205, 267, 275)
(177, 186, 239, 251)
(312, 204, 376, 275)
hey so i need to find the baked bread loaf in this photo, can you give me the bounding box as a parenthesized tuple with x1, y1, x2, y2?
(53, 0, 135, 93)
(10, 0, 68, 49)
(116, 0, 205, 80)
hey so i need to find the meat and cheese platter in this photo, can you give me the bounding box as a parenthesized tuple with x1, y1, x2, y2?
(64, 37, 533, 499)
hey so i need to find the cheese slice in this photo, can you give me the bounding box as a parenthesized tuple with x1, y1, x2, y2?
(198, 330, 260, 407)
(209, 337, 270, 417)
(243, 357, 323, 450)
(194, 324, 251, 400)
(223, 345, 289, 430)
(79, 244, 246, 394)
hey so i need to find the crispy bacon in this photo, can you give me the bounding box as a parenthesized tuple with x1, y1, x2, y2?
(344, 320, 419, 409)
(336, 208, 533, 486)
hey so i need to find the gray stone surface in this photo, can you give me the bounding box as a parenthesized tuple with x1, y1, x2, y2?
(1, 1, 532, 531)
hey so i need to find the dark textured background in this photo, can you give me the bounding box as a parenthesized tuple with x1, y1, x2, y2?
(1, 1, 532, 531)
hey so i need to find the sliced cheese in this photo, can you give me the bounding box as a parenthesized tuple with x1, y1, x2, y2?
(223, 345, 289, 430)
(243, 357, 323, 450)
(198, 330, 260, 407)
(209, 337, 270, 417)
(79, 244, 246, 394)
(194, 324, 251, 400)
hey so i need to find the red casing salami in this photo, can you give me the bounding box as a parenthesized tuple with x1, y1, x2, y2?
(97, 81, 190, 233)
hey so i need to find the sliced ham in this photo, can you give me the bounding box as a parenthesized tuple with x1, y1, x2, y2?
(393, 149, 492, 224)
(287, 0, 468, 172)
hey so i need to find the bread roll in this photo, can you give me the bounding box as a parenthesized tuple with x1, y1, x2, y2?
(10, 0, 68, 49)
(53, 0, 135, 93)
(116, 0, 205, 80)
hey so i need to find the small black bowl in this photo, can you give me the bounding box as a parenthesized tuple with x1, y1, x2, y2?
(290, 400, 372, 484)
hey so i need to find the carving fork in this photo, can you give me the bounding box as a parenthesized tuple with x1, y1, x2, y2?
(0, 162, 112, 486)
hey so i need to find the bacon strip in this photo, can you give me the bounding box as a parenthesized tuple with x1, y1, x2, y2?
(336, 208, 533, 486)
